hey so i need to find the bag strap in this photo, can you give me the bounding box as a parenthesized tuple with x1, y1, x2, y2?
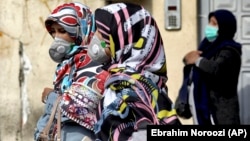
(39, 95, 62, 140)
(57, 105, 61, 141)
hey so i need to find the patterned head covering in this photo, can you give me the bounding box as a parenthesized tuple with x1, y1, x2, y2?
(45, 2, 95, 46)
(94, 3, 180, 141)
(94, 3, 167, 81)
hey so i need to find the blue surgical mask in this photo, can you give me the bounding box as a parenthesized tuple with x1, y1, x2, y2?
(205, 25, 218, 42)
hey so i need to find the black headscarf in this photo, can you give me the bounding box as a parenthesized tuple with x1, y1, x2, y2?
(199, 9, 241, 58)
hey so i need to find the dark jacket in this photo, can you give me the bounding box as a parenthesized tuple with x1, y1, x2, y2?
(198, 46, 241, 124)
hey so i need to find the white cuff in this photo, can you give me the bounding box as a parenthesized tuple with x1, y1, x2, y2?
(195, 57, 203, 67)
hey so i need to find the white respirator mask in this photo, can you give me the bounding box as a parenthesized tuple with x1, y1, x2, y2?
(87, 35, 110, 64)
(49, 37, 72, 63)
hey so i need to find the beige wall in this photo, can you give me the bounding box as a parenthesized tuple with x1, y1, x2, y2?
(0, 0, 196, 140)
(152, 0, 197, 125)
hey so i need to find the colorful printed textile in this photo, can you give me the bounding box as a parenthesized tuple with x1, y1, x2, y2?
(93, 3, 181, 141)
(61, 82, 103, 130)
(45, 2, 95, 46)
(53, 46, 109, 131)
(35, 2, 108, 140)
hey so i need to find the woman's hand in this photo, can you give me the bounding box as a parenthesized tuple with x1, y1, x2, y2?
(41, 87, 54, 103)
(183, 50, 202, 65)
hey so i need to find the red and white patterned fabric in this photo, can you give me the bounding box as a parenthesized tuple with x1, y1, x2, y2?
(45, 2, 94, 46)
(45, 2, 109, 131)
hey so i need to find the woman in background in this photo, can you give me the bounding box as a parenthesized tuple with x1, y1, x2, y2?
(183, 9, 241, 125)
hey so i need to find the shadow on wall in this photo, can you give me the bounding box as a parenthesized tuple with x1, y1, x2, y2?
(238, 84, 250, 124)
(105, 0, 152, 12)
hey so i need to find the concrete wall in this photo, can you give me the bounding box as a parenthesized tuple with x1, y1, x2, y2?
(0, 0, 197, 140)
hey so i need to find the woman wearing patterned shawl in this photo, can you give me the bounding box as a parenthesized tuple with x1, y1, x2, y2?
(34, 2, 109, 141)
(87, 3, 181, 141)
(183, 9, 241, 125)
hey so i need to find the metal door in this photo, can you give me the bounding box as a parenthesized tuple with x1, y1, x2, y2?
(198, 0, 250, 124)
